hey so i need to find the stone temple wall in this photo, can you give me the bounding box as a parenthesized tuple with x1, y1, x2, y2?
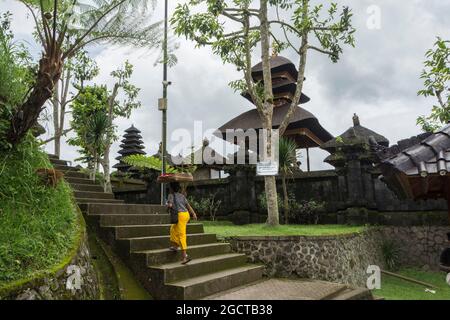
(227, 226, 450, 287)
(380, 226, 450, 270)
(0, 229, 99, 300)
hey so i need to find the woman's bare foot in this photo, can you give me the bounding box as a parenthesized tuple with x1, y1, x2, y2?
(181, 256, 192, 264)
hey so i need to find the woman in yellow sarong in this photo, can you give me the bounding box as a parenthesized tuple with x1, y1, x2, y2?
(167, 182, 197, 264)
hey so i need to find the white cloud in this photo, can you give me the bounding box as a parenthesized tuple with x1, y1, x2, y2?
(3, 0, 450, 172)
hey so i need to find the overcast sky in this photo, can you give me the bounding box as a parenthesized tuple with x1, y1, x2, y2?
(2, 0, 450, 171)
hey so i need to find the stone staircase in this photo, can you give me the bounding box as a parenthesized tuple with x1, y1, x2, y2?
(49, 154, 264, 299)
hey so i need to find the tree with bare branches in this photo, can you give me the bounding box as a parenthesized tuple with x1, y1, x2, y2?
(172, 0, 355, 226)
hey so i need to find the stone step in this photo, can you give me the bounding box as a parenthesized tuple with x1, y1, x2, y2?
(74, 191, 115, 199)
(47, 153, 58, 159)
(122, 233, 217, 251)
(50, 159, 69, 166)
(330, 288, 373, 300)
(53, 164, 80, 172)
(134, 242, 232, 266)
(65, 177, 97, 185)
(99, 214, 170, 227)
(166, 264, 264, 300)
(112, 223, 204, 239)
(64, 170, 89, 179)
(70, 183, 104, 192)
(152, 253, 247, 283)
(76, 198, 124, 205)
(86, 203, 166, 215)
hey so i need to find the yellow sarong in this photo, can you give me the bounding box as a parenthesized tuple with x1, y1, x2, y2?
(170, 211, 190, 250)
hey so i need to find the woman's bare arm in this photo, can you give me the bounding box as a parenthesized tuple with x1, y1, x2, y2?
(187, 203, 198, 220)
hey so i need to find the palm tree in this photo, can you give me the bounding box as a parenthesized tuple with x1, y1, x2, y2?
(279, 137, 298, 224)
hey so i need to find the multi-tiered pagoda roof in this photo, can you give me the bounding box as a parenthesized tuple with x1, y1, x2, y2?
(113, 125, 146, 175)
(217, 55, 333, 149)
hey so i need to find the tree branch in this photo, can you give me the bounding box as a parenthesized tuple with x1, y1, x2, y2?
(40, 127, 74, 144)
(20, 1, 46, 49)
(268, 20, 303, 37)
(308, 45, 337, 58)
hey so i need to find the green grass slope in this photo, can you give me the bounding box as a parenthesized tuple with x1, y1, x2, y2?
(0, 137, 78, 286)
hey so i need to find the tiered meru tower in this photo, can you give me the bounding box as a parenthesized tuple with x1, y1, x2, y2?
(113, 125, 146, 176)
(217, 55, 333, 170)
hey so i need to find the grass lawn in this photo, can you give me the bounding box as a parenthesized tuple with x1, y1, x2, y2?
(372, 268, 450, 300)
(200, 220, 366, 237)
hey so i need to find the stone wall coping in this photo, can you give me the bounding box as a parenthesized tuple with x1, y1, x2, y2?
(225, 232, 367, 241)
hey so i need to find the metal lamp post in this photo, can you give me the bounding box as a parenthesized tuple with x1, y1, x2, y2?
(159, 0, 169, 205)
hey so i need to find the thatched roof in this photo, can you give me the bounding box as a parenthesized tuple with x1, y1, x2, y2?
(216, 103, 333, 147)
(251, 56, 298, 80)
(322, 114, 389, 152)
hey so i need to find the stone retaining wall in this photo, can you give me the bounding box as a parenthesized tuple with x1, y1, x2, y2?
(228, 226, 450, 287)
(380, 226, 450, 270)
(0, 215, 99, 300)
(227, 229, 385, 287)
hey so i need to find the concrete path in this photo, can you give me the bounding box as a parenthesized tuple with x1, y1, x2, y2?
(203, 278, 372, 300)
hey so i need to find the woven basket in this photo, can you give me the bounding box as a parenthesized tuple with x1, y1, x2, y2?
(157, 173, 193, 183)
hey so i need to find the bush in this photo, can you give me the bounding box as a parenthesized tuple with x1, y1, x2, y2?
(289, 200, 325, 225)
(0, 135, 78, 284)
(381, 240, 401, 271)
(188, 193, 222, 221)
(258, 191, 325, 224)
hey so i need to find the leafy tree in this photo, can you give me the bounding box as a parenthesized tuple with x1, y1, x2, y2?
(68, 85, 110, 181)
(0, 12, 35, 149)
(69, 61, 141, 192)
(4, 0, 163, 147)
(416, 37, 450, 132)
(279, 137, 298, 224)
(172, 0, 355, 226)
(41, 50, 99, 157)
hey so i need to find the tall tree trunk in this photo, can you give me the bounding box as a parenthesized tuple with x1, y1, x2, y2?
(52, 83, 60, 157)
(282, 175, 289, 224)
(7, 54, 63, 146)
(102, 144, 112, 193)
(260, 0, 279, 226)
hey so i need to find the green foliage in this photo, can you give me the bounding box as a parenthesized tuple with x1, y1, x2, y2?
(416, 37, 450, 132)
(188, 193, 222, 221)
(123, 154, 179, 173)
(69, 61, 141, 169)
(258, 191, 324, 224)
(0, 135, 77, 283)
(20, 0, 164, 54)
(279, 137, 298, 175)
(0, 12, 34, 150)
(171, 0, 355, 93)
(381, 240, 401, 272)
(290, 199, 325, 224)
(68, 85, 111, 163)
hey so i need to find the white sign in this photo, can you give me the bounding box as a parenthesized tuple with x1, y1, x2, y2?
(256, 161, 279, 176)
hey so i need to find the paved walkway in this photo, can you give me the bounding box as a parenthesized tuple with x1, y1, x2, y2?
(203, 278, 370, 300)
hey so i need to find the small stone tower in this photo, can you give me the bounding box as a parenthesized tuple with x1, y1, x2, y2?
(320, 114, 389, 223)
(113, 125, 146, 176)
